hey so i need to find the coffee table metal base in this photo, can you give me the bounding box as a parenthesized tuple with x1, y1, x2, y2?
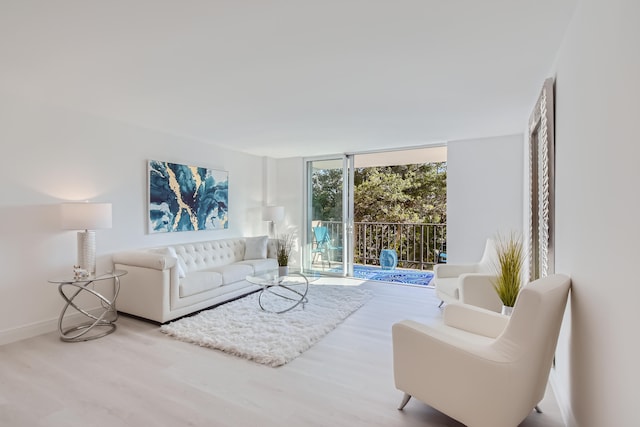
(254, 273, 309, 314)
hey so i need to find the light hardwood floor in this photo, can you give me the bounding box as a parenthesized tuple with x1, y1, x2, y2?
(0, 278, 564, 427)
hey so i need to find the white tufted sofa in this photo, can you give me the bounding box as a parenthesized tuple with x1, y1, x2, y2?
(112, 237, 278, 323)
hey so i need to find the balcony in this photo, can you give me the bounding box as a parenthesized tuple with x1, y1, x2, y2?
(314, 221, 447, 272)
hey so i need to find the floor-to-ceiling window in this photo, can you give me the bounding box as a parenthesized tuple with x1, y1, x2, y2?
(304, 146, 447, 282)
(304, 156, 353, 276)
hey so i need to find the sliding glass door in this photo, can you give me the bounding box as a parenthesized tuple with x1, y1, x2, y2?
(304, 156, 354, 276)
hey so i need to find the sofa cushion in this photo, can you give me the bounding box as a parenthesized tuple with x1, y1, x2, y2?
(435, 277, 460, 299)
(179, 271, 223, 298)
(211, 264, 255, 285)
(244, 236, 268, 260)
(237, 258, 278, 274)
(267, 239, 278, 259)
(153, 247, 187, 278)
(175, 240, 245, 272)
(169, 246, 189, 278)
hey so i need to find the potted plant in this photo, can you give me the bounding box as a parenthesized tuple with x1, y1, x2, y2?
(277, 233, 294, 276)
(493, 232, 525, 315)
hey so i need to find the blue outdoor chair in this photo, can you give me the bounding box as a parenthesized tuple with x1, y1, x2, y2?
(312, 226, 341, 268)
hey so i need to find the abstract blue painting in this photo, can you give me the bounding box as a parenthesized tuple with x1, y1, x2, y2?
(148, 160, 229, 233)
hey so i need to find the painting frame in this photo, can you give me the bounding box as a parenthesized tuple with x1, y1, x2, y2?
(148, 159, 229, 233)
(527, 78, 555, 281)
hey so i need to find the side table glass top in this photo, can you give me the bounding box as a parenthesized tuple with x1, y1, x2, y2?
(48, 269, 127, 284)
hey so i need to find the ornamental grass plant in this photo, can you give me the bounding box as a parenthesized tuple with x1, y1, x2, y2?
(277, 234, 295, 267)
(493, 232, 525, 307)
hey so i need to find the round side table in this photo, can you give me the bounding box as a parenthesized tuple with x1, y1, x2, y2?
(48, 270, 127, 342)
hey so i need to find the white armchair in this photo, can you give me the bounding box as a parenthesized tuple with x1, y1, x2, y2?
(392, 273, 571, 427)
(433, 238, 502, 312)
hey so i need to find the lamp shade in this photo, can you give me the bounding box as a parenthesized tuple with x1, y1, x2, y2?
(61, 202, 112, 230)
(262, 205, 285, 222)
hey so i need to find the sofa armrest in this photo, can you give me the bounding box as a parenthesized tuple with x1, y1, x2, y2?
(434, 263, 478, 278)
(112, 251, 176, 271)
(458, 273, 502, 312)
(443, 303, 509, 338)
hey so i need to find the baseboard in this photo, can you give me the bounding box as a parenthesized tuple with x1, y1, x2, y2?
(549, 368, 578, 427)
(0, 308, 104, 346)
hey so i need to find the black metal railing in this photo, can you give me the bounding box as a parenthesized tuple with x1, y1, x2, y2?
(314, 221, 446, 270)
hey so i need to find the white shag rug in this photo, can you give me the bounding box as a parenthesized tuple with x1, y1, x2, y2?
(160, 285, 372, 367)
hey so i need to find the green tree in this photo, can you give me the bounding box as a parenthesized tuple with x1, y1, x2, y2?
(312, 162, 447, 223)
(311, 168, 343, 221)
(312, 161, 447, 268)
(354, 162, 446, 224)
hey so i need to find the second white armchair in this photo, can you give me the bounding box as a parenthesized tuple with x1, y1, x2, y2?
(433, 238, 502, 312)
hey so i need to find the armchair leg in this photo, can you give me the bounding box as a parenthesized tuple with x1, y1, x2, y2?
(438, 300, 445, 308)
(534, 405, 542, 413)
(398, 393, 412, 410)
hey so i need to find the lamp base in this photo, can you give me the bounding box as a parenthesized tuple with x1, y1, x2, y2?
(77, 230, 96, 275)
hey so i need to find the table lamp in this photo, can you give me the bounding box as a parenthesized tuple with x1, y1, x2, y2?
(61, 202, 112, 275)
(262, 205, 284, 237)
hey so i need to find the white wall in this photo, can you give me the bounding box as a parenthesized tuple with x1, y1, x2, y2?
(0, 92, 269, 344)
(274, 157, 306, 268)
(551, 0, 640, 425)
(446, 134, 525, 263)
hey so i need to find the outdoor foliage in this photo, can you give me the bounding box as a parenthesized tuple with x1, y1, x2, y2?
(353, 163, 447, 224)
(311, 162, 447, 224)
(312, 161, 447, 269)
(311, 168, 343, 222)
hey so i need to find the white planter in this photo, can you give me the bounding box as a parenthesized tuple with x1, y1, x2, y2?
(501, 305, 514, 316)
(278, 266, 289, 276)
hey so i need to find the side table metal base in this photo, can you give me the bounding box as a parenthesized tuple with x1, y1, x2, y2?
(60, 322, 117, 343)
(49, 271, 126, 342)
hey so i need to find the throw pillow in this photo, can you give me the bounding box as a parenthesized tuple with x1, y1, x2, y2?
(156, 246, 187, 278)
(244, 236, 268, 260)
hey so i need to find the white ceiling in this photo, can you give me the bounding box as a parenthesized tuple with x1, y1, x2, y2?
(0, 0, 577, 159)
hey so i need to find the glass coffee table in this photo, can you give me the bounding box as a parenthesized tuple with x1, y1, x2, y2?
(246, 269, 309, 314)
